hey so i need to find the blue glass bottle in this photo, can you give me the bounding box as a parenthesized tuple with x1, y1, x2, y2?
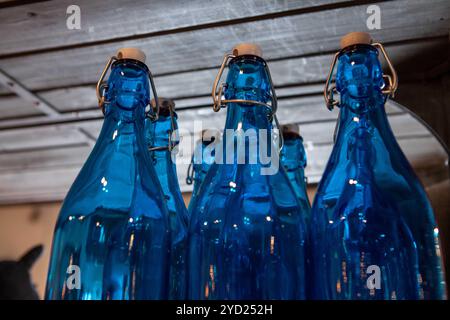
(280, 125, 311, 225)
(45, 49, 170, 300)
(186, 130, 218, 215)
(145, 98, 188, 300)
(188, 44, 307, 300)
(312, 33, 447, 300)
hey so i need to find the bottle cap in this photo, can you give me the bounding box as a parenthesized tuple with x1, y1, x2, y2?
(150, 97, 175, 109)
(281, 123, 300, 135)
(151, 97, 175, 117)
(340, 32, 372, 49)
(201, 129, 220, 141)
(116, 48, 146, 63)
(232, 43, 263, 58)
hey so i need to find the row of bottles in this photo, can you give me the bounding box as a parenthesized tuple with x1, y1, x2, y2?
(45, 33, 446, 300)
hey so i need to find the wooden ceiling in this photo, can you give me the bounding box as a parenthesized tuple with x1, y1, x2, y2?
(0, 0, 449, 204)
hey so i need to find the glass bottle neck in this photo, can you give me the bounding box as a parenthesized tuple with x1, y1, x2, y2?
(98, 60, 150, 154)
(281, 135, 306, 171)
(104, 59, 150, 122)
(219, 55, 275, 162)
(151, 149, 179, 193)
(146, 114, 181, 199)
(334, 44, 393, 181)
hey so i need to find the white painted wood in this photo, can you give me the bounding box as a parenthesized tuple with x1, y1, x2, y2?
(0, 36, 425, 123)
(0, 145, 90, 173)
(0, 83, 328, 123)
(0, 69, 59, 116)
(0, 97, 406, 153)
(0, 101, 436, 198)
(0, 0, 340, 55)
(0, 0, 447, 204)
(0, 1, 447, 91)
(0, 134, 445, 203)
(0, 125, 87, 152)
(0, 94, 41, 119)
(0, 166, 80, 204)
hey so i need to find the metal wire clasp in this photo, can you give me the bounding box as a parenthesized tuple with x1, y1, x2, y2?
(211, 52, 283, 151)
(212, 54, 279, 115)
(96, 56, 117, 114)
(95, 56, 160, 120)
(324, 42, 398, 110)
(148, 99, 178, 152)
(185, 155, 194, 185)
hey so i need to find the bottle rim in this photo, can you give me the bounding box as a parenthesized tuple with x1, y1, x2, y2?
(229, 54, 267, 66)
(337, 43, 378, 58)
(111, 58, 150, 73)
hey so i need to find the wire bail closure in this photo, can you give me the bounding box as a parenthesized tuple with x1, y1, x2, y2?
(96, 55, 160, 121)
(148, 99, 178, 153)
(186, 155, 194, 185)
(211, 53, 284, 151)
(324, 42, 398, 111)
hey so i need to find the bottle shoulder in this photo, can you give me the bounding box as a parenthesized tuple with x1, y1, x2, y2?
(313, 121, 437, 227)
(57, 120, 168, 222)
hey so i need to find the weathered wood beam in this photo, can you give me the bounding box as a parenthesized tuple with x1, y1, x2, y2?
(0, 134, 445, 204)
(0, 68, 59, 116)
(0, 38, 445, 124)
(0, 0, 347, 56)
(0, 0, 447, 92)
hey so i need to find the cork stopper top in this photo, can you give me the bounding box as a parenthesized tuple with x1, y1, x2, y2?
(281, 123, 300, 136)
(340, 32, 372, 49)
(201, 129, 220, 141)
(150, 97, 175, 117)
(151, 97, 175, 110)
(232, 43, 263, 58)
(116, 48, 146, 63)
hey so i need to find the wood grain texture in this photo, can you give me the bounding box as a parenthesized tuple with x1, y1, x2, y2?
(0, 38, 445, 119)
(0, 0, 343, 55)
(0, 0, 448, 92)
(0, 100, 440, 203)
(0, 134, 445, 204)
(0, 0, 447, 205)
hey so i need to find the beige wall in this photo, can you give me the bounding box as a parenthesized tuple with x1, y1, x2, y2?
(0, 193, 192, 299)
(0, 202, 60, 299)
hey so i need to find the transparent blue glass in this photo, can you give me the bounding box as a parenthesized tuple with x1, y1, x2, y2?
(187, 136, 217, 215)
(45, 59, 170, 300)
(311, 45, 447, 300)
(146, 105, 188, 300)
(280, 133, 311, 225)
(188, 55, 307, 300)
(281, 131, 313, 298)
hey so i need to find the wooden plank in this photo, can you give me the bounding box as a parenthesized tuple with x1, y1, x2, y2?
(0, 37, 444, 122)
(0, 68, 60, 116)
(0, 144, 90, 173)
(0, 0, 342, 56)
(0, 0, 448, 92)
(0, 96, 406, 152)
(0, 110, 416, 182)
(0, 125, 87, 152)
(0, 94, 41, 119)
(0, 166, 80, 204)
(0, 83, 326, 121)
(0, 135, 445, 204)
(150, 38, 448, 100)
